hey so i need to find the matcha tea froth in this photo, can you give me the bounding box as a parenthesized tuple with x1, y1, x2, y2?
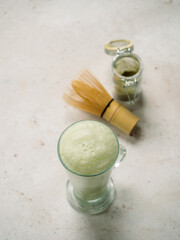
(59, 121, 118, 175)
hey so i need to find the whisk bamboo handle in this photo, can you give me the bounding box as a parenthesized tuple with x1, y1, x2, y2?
(102, 100, 139, 135)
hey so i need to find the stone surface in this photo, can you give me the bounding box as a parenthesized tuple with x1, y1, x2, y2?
(0, 0, 180, 239)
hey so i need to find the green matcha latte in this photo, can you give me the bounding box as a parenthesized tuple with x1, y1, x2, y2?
(59, 120, 119, 176)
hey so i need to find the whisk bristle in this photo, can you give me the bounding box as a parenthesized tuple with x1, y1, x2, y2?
(63, 70, 112, 116)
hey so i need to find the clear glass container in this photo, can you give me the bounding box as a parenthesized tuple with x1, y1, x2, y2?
(57, 120, 126, 214)
(105, 39, 143, 105)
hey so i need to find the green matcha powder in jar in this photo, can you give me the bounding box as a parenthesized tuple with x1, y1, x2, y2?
(105, 39, 143, 105)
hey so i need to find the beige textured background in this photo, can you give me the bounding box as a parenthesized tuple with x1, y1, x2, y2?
(0, 0, 180, 239)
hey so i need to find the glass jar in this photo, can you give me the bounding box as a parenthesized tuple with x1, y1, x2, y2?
(105, 39, 143, 105)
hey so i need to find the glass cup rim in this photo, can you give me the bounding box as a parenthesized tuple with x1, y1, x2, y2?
(57, 120, 120, 177)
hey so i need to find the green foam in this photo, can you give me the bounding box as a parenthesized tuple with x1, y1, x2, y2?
(59, 121, 118, 175)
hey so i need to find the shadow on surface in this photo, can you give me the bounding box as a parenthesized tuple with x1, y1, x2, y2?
(84, 186, 136, 240)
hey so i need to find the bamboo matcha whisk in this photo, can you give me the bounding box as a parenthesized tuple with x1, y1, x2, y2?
(63, 69, 139, 135)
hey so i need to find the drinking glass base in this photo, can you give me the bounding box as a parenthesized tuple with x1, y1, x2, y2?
(66, 178, 115, 214)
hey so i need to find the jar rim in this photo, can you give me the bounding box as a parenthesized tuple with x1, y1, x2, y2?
(112, 52, 143, 81)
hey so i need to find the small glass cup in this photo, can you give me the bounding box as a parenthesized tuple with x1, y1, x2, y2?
(105, 39, 143, 105)
(57, 120, 126, 214)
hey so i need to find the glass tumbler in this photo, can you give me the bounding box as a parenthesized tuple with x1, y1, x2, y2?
(57, 121, 126, 214)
